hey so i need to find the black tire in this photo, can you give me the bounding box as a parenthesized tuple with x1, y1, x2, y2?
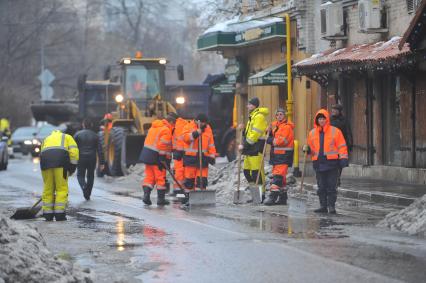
(225, 134, 237, 162)
(97, 131, 107, 177)
(107, 127, 126, 176)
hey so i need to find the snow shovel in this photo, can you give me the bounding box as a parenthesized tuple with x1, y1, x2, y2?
(187, 121, 216, 206)
(233, 150, 244, 204)
(248, 133, 269, 205)
(162, 161, 186, 199)
(288, 151, 308, 214)
(10, 198, 42, 220)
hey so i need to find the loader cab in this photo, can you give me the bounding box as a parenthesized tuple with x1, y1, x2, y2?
(119, 58, 168, 108)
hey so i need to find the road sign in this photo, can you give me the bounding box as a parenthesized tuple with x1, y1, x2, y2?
(38, 69, 55, 100)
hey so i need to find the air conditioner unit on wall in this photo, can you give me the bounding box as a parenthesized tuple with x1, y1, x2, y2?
(358, 0, 382, 31)
(320, 2, 344, 39)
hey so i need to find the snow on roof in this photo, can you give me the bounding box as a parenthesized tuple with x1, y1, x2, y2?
(203, 16, 283, 35)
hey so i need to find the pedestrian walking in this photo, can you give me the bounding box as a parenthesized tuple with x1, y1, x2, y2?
(171, 114, 188, 195)
(303, 109, 348, 214)
(139, 113, 177, 206)
(40, 130, 79, 221)
(264, 108, 294, 206)
(181, 113, 216, 204)
(330, 104, 353, 187)
(238, 97, 269, 200)
(73, 119, 104, 200)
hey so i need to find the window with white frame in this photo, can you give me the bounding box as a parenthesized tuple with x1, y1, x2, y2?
(407, 0, 422, 13)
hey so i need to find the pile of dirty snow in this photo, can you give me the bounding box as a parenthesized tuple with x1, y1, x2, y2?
(378, 194, 426, 237)
(0, 215, 92, 282)
(208, 160, 297, 205)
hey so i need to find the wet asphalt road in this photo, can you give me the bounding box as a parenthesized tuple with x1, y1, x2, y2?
(1, 157, 426, 283)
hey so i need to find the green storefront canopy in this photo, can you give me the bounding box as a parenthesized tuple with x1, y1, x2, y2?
(197, 17, 285, 51)
(248, 63, 287, 86)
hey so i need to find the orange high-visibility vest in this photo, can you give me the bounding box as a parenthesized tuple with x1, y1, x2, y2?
(173, 117, 188, 151)
(307, 109, 348, 161)
(182, 120, 216, 159)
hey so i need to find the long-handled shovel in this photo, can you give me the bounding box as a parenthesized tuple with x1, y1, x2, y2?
(185, 121, 216, 206)
(232, 149, 244, 204)
(288, 151, 308, 214)
(248, 131, 270, 204)
(10, 198, 42, 220)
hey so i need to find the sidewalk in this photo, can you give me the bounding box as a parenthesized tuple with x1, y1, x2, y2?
(302, 176, 426, 207)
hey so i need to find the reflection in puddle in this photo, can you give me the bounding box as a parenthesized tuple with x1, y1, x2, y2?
(116, 218, 125, 251)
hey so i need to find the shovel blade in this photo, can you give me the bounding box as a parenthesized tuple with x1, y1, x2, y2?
(188, 190, 216, 206)
(288, 196, 307, 214)
(248, 185, 262, 204)
(233, 190, 245, 204)
(10, 206, 41, 220)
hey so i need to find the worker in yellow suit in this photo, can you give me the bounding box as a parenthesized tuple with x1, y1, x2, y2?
(40, 130, 79, 221)
(0, 116, 11, 145)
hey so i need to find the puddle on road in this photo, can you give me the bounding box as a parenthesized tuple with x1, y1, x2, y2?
(69, 208, 169, 252)
(204, 210, 350, 239)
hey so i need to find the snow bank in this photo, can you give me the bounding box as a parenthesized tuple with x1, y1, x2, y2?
(378, 194, 426, 237)
(0, 215, 92, 282)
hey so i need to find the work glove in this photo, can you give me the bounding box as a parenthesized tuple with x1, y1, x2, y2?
(173, 150, 183, 160)
(339, 158, 349, 168)
(302, 145, 311, 154)
(266, 136, 273, 145)
(208, 157, 215, 165)
(192, 130, 200, 139)
(201, 124, 207, 131)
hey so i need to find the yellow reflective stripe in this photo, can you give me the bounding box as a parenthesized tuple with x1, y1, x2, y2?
(325, 151, 338, 155)
(70, 159, 78, 164)
(158, 150, 170, 155)
(186, 149, 207, 153)
(156, 186, 166, 190)
(340, 154, 348, 158)
(143, 183, 154, 188)
(252, 127, 263, 134)
(61, 133, 65, 147)
(42, 210, 54, 214)
(246, 137, 255, 144)
(68, 145, 78, 149)
(338, 144, 347, 149)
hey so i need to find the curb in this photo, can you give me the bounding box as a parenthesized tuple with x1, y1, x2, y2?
(302, 182, 416, 207)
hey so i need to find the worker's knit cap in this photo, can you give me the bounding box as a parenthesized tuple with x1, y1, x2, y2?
(196, 113, 208, 123)
(248, 97, 260, 108)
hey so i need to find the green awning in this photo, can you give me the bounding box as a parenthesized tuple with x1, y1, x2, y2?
(248, 63, 287, 86)
(197, 17, 285, 51)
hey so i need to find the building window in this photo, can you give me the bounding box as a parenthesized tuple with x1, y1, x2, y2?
(407, 0, 421, 13)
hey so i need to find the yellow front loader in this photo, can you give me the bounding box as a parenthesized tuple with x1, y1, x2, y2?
(101, 57, 182, 176)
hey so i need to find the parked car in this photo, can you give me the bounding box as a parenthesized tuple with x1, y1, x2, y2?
(11, 126, 38, 155)
(0, 136, 8, 170)
(31, 124, 64, 157)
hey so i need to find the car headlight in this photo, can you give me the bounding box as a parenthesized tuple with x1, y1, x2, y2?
(24, 140, 32, 145)
(32, 139, 41, 145)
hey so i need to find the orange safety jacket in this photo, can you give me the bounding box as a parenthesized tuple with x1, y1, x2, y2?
(172, 117, 188, 160)
(139, 119, 173, 165)
(307, 109, 348, 162)
(182, 120, 216, 168)
(268, 119, 294, 166)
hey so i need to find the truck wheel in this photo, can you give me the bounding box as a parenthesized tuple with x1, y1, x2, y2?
(97, 131, 108, 177)
(107, 127, 126, 176)
(225, 135, 237, 162)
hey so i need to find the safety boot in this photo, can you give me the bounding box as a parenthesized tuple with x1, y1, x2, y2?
(143, 186, 152, 205)
(157, 190, 170, 206)
(264, 191, 279, 206)
(328, 206, 337, 214)
(314, 207, 328, 213)
(328, 193, 337, 214)
(276, 190, 287, 205)
(54, 213, 67, 221)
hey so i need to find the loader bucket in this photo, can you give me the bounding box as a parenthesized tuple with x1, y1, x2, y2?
(125, 134, 146, 167)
